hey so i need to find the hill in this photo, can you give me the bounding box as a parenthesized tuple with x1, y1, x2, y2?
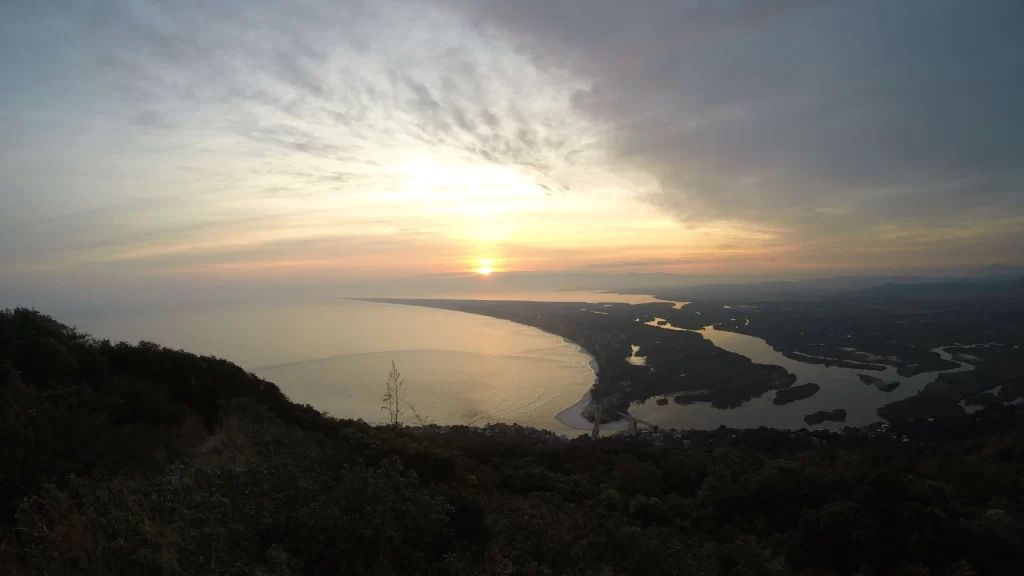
(2, 308, 1023, 575)
(642, 275, 962, 301)
(847, 277, 1024, 300)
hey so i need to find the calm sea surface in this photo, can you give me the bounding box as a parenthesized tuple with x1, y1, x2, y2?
(48, 294, 631, 435)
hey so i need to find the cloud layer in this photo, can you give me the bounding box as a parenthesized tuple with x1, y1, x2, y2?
(2, 0, 1022, 302)
(456, 0, 1024, 227)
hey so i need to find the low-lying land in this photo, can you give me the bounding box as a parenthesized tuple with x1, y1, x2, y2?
(773, 382, 820, 405)
(879, 344, 1024, 424)
(2, 308, 1023, 575)
(644, 282, 1024, 424)
(804, 409, 848, 425)
(857, 374, 901, 393)
(642, 283, 1023, 380)
(783, 351, 886, 371)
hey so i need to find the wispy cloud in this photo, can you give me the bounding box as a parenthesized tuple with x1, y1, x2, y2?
(451, 0, 1024, 232)
(1, 0, 1022, 301)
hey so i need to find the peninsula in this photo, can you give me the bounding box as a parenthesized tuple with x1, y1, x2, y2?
(360, 298, 796, 422)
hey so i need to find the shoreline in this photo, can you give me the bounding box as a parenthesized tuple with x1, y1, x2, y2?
(353, 298, 613, 431)
(519, 327, 615, 431)
(555, 391, 631, 432)
(459, 317, 613, 432)
(547, 336, 630, 432)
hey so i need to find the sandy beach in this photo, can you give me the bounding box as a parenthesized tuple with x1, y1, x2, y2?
(554, 345, 630, 431)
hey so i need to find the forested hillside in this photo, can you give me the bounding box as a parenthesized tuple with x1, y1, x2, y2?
(2, 308, 1022, 575)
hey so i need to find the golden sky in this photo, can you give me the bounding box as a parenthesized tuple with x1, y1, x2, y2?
(2, 0, 1022, 300)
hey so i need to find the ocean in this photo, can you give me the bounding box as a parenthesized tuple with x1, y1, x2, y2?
(44, 294, 621, 435)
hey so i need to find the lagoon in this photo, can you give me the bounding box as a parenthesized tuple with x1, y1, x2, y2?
(630, 323, 975, 430)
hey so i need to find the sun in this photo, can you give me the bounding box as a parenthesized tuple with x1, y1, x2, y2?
(474, 259, 497, 276)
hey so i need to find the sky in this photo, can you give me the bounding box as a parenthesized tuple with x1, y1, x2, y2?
(2, 0, 1023, 303)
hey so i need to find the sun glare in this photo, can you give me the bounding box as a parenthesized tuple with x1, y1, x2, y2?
(474, 259, 497, 276)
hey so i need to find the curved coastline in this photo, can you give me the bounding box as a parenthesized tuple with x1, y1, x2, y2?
(498, 322, 626, 432)
(351, 298, 993, 432)
(350, 298, 608, 430)
(348, 297, 695, 432)
(511, 325, 615, 431)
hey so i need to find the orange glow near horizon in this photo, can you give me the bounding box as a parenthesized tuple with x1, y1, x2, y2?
(474, 259, 497, 276)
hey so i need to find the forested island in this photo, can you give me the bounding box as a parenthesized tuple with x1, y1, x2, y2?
(3, 308, 1023, 575)
(773, 382, 820, 405)
(804, 409, 848, 425)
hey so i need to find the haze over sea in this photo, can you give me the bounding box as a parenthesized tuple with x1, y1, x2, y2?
(45, 291, 663, 435)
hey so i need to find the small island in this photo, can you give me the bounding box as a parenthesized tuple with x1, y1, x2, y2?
(964, 392, 1002, 408)
(858, 374, 900, 392)
(773, 382, 821, 405)
(783, 351, 886, 371)
(804, 409, 847, 425)
(673, 392, 712, 405)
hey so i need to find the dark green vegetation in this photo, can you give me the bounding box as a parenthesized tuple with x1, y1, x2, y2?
(3, 309, 1024, 575)
(650, 286, 1024, 424)
(647, 302, 956, 378)
(648, 282, 1023, 380)
(879, 344, 1024, 426)
(773, 383, 820, 405)
(857, 374, 901, 393)
(784, 351, 885, 371)
(804, 409, 847, 425)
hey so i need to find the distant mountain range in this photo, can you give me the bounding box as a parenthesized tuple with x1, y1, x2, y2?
(971, 264, 1024, 278)
(647, 267, 1024, 301)
(649, 276, 953, 300)
(847, 276, 1024, 299)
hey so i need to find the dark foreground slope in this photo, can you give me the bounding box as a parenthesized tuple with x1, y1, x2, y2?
(2, 309, 1023, 575)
